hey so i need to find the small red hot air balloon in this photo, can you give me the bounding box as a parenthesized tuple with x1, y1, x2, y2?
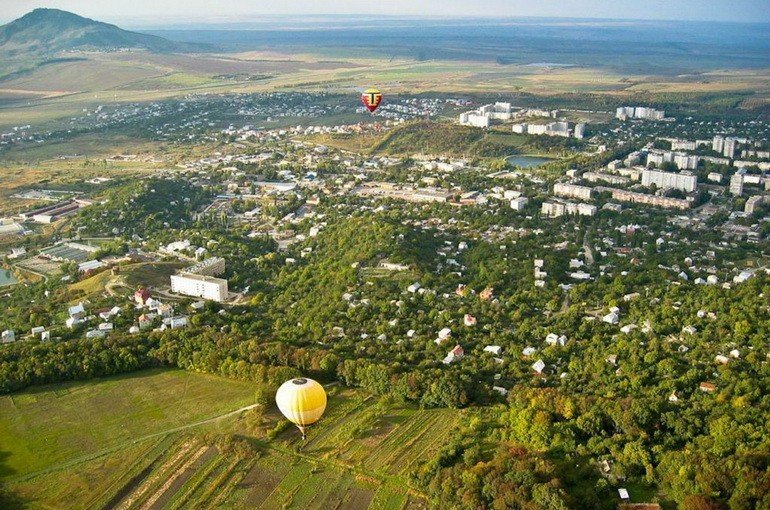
(361, 88, 382, 113)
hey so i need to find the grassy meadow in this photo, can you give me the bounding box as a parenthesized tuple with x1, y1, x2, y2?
(0, 369, 257, 480)
(0, 368, 465, 509)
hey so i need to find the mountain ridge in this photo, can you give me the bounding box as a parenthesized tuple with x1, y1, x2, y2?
(0, 8, 194, 58)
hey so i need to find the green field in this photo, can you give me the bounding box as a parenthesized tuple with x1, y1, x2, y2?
(0, 369, 258, 480)
(0, 370, 459, 509)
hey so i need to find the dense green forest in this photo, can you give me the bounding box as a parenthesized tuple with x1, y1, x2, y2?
(1, 204, 768, 508)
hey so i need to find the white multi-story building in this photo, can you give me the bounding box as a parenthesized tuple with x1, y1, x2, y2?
(745, 196, 765, 214)
(510, 197, 529, 211)
(730, 172, 745, 196)
(546, 121, 570, 137)
(459, 112, 491, 128)
(723, 138, 737, 159)
(541, 202, 566, 217)
(542, 201, 596, 217)
(671, 140, 697, 151)
(616, 106, 664, 120)
(712, 135, 725, 153)
(574, 123, 586, 139)
(707, 172, 723, 183)
(583, 172, 630, 185)
(554, 183, 594, 200)
(171, 274, 229, 302)
(673, 153, 699, 170)
(641, 169, 697, 193)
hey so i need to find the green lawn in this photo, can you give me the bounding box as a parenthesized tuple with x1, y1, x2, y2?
(1, 374, 451, 509)
(0, 368, 258, 480)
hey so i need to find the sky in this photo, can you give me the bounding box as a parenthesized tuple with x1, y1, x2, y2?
(1, 0, 769, 25)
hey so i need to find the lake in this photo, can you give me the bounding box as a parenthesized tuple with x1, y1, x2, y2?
(506, 155, 554, 168)
(0, 269, 18, 287)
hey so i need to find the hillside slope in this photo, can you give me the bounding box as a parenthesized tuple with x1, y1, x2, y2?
(0, 8, 189, 58)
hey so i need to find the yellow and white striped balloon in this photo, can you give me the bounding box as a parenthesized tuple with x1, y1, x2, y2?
(275, 377, 327, 439)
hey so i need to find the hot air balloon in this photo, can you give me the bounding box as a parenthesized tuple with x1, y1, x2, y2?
(275, 377, 327, 440)
(361, 88, 383, 113)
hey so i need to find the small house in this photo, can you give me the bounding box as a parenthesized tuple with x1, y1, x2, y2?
(134, 288, 151, 306)
(1, 330, 14, 343)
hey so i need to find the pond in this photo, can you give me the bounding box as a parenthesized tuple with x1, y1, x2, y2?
(505, 155, 555, 168)
(0, 269, 18, 287)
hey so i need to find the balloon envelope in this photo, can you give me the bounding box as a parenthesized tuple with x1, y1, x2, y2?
(361, 88, 383, 113)
(275, 378, 327, 430)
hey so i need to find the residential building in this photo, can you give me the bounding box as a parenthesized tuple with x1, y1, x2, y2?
(510, 197, 529, 211)
(599, 188, 691, 209)
(554, 183, 593, 200)
(583, 172, 630, 186)
(641, 169, 697, 193)
(730, 172, 745, 196)
(170, 273, 229, 302)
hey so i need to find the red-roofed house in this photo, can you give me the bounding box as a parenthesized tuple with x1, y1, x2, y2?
(134, 288, 151, 306)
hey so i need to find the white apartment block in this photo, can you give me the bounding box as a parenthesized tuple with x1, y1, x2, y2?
(542, 201, 596, 217)
(641, 169, 697, 193)
(510, 197, 529, 211)
(583, 172, 630, 186)
(171, 273, 229, 302)
(553, 183, 594, 200)
(616, 106, 664, 120)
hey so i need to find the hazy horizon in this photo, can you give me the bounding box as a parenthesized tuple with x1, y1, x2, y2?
(1, 0, 769, 26)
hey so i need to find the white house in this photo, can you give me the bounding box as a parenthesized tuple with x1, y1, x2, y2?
(545, 333, 567, 346)
(532, 359, 546, 374)
(483, 345, 502, 355)
(1, 330, 15, 343)
(435, 327, 452, 344)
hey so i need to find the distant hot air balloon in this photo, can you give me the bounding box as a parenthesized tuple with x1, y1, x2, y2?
(275, 377, 327, 440)
(361, 88, 383, 113)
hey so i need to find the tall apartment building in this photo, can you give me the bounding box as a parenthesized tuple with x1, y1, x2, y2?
(712, 135, 725, 153)
(723, 138, 737, 159)
(641, 169, 697, 193)
(730, 172, 744, 196)
(673, 153, 699, 170)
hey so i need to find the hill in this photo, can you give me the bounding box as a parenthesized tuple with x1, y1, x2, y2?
(0, 8, 190, 59)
